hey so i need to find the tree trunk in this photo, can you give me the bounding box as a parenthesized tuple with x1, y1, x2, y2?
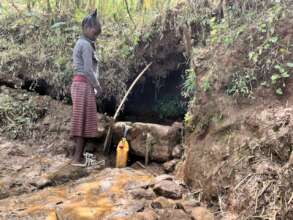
(137, 0, 144, 11)
(86, 0, 96, 11)
(26, 0, 32, 12)
(46, 0, 52, 13)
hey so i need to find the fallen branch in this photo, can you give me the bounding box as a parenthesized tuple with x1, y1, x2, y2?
(234, 174, 253, 191)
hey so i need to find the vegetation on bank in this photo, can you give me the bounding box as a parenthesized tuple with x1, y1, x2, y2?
(182, 0, 293, 128)
(0, 0, 182, 100)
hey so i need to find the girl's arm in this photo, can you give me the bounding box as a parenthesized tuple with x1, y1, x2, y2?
(81, 43, 101, 91)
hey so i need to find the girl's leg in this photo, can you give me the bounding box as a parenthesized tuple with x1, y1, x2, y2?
(73, 136, 85, 163)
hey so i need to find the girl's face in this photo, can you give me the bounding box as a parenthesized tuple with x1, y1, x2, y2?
(84, 25, 101, 41)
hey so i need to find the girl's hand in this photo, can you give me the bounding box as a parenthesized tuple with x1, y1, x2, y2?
(94, 87, 102, 97)
(94, 89, 98, 96)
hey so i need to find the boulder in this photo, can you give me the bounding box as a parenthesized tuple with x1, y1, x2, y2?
(163, 159, 179, 173)
(131, 209, 158, 220)
(151, 197, 176, 209)
(158, 209, 192, 220)
(113, 122, 181, 162)
(172, 145, 184, 159)
(130, 188, 156, 200)
(150, 174, 174, 186)
(191, 207, 215, 220)
(177, 200, 200, 213)
(153, 180, 183, 199)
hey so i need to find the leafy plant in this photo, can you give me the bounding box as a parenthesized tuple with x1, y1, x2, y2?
(202, 77, 210, 92)
(184, 111, 193, 127)
(270, 64, 290, 95)
(182, 68, 196, 98)
(227, 72, 256, 98)
(153, 95, 187, 119)
(0, 93, 46, 139)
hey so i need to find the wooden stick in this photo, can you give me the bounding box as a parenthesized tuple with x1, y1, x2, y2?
(103, 63, 152, 154)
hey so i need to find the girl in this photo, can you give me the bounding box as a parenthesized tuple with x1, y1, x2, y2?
(71, 9, 102, 164)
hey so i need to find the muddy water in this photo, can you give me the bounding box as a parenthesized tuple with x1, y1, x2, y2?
(0, 168, 152, 220)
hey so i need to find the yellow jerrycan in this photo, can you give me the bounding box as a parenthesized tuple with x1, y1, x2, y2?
(116, 138, 129, 168)
(116, 126, 130, 168)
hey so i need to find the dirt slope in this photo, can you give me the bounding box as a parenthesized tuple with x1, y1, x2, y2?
(182, 5, 293, 219)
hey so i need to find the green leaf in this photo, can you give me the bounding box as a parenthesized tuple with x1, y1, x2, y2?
(264, 43, 271, 49)
(281, 72, 290, 78)
(270, 36, 278, 43)
(51, 22, 66, 29)
(271, 74, 280, 83)
(287, 63, 293, 68)
(274, 64, 282, 70)
(248, 52, 254, 60)
(274, 64, 285, 73)
(276, 88, 283, 95)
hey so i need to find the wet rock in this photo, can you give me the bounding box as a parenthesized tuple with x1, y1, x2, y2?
(113, 122, 181, 162)
(149, 174, 174, 187)
(151, 197, 176, 209)
(0, 168, 154, 220)
(131, 208, 158, 220)
(153, 180, 183, 199)
(172, 145, 184, 159)
(163, 159, 179, 173)
(177, 200, 200, 213)
(154, 174, 174, 183)
(31, 177, 52, 189)
(191, 207, 215, 220)
(128, 199, 146, 212)
(130, 188, 156, 200)
(48, 165, 89, 185)
(131, 162, 165, 176)
(158, 209, 192, 220)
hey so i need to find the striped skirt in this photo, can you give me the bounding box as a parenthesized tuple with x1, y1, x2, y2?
(70, 75, 97, 138)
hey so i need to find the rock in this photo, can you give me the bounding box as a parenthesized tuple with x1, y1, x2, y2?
(96, 113, 112, 138)
(172, 145, 184, 159)
(128, 199, 146, 212)
(163, 159, 179, 173)
(48, 165, 89, 185)
(154, 174, 174, 182)
(131, 208, 158, 220)
(130, 188, 156, 200)
(151, 197, 176, 209)
(153, 180, 183, 199)
(0, 168, 154, 219)
(32, 177, 52, 189)
(131, 162, 165, 176)
(113, 122, 181, 162)
(158, 209, 192, 220)
(177, 200, 200, 213)
(149, 174, 174, 187)
(191, 207, 215, 220)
